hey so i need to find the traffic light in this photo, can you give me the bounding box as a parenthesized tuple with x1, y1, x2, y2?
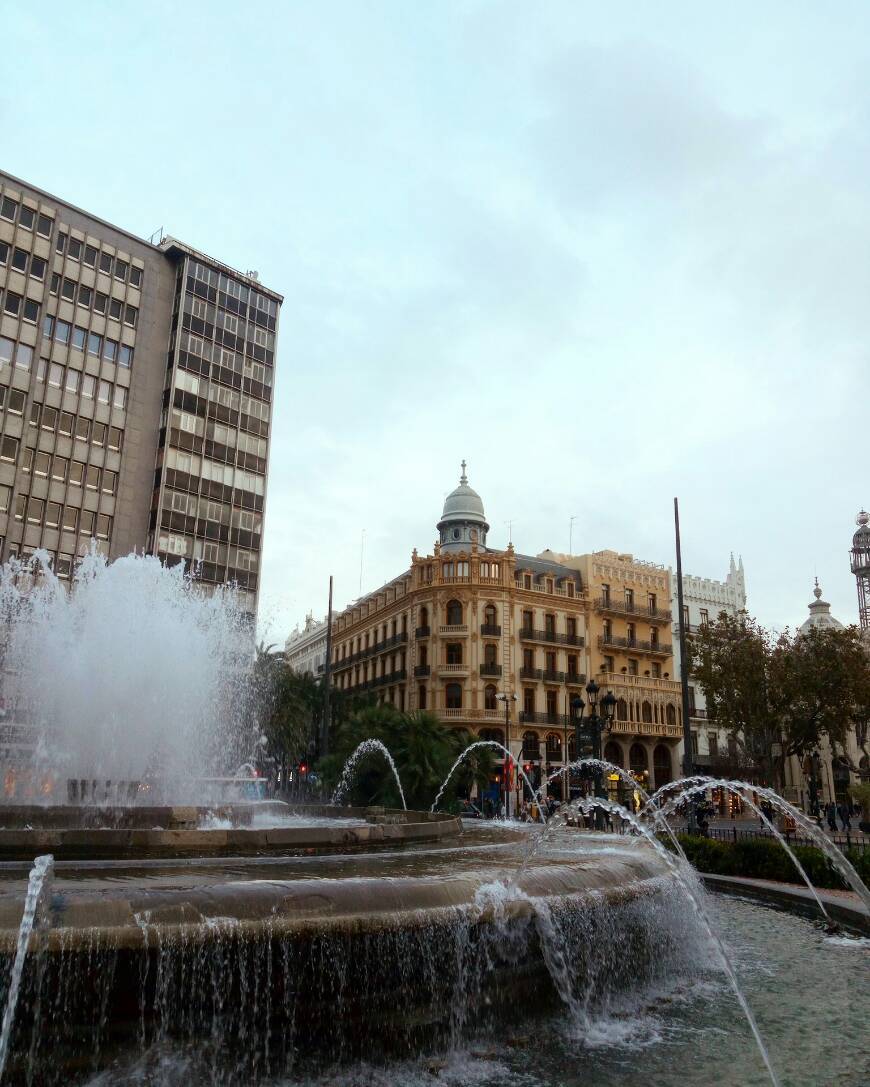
(299, 762, 308, 775)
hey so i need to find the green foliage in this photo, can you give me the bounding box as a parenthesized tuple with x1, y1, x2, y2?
(318, 705, 494, 811)
(673, 834, 870, 891)
(251, 644, 322, 769)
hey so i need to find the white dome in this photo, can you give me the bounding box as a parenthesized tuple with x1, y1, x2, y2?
(436, 462, 490, 551)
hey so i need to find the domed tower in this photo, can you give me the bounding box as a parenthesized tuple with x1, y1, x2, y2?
(851, 509, 870, 632)
(437, 461, 489, 553)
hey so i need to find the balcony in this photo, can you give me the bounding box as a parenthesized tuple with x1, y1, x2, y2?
(597, 634, 672, 656)
(690, 707, 707, 719)
(542, 669, 565, 684)
(520, 667, 543, 681)
(480, 623, 501, 637)
(439, 662, 469, 675)
(520, 628, 584, 647)
(609, 719, 682, 740)
(439, 624, 469, 636)
(480, 663, 502, 677)
(519, 710, 571, 728)
(566, 672, 586, 685)
(595, 597, 673, 623)
(415, 625, 431, 638)
(413, 664, 431, 677)
(332, 630, 409, 670)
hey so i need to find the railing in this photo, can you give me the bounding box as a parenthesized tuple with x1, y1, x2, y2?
(480, 623, 501, 637)
(333, 630, 409, 670)
(566, 672, 587, 685)
(595, 597, 672, 622)
(415, 625, 431, 638)
(439, 662, 468, 674)
(344, 668, 408, 693)
(609, 719, 682, 739)
(480, 663, 502, 677)
(439, 624, 469, 635)
(684, 825, 868, 855)
(520, 667, 543, 681)
(515, 579, 576, 599)
(519, 710, 571, 727)
(520, 628, 584, 647)
(598, 672, 681, 693)
(597, 635, 672, 656)
(413, 664, 430, 677)
(436, 707, 508, 722)
(542, 669, 565, 683)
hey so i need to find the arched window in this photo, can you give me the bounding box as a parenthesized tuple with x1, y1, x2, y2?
(617, 698, 628, 721)
(483, 603, 497, 627)
(666, 704, 677, 726)
(419, 644, 428, 667)
(522, 731, 541, 759)
(446, 683, 462, 709)
(446, 599, 463, 625)
(484, 684, 498, 710)
(629, 743, 648, 775)
(480, 727, 504, 747)
(604, 741, 623, 767)
(641, 701, 653, 723)
(419, 605, 429, 627)
(653, 744, 672, 789)
(567, 734, 578, 761)
(418, 685, 427, 709)
(546, 733, 562, 760)
(484, 642, 498, 665)
(446, 642, 463, 665)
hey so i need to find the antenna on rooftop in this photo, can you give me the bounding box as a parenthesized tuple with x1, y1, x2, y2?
(569, 515, 579, 555)
(504, 519, 516, 545)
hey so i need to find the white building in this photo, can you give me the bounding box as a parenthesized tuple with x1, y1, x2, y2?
(284, 613, 329, 676)
(670, 554, 747, 770)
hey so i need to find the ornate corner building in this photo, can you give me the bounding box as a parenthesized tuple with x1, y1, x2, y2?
(330, 466, 686, 800)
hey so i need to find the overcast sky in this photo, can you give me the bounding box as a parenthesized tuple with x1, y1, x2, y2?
(4, 1, 868, 638)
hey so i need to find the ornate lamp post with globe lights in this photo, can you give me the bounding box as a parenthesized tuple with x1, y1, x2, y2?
(496, 691, 517, 819)
(571, 680, 617, 828)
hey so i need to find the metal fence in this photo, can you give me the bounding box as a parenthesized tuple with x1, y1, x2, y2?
(691, 825, 868, 854)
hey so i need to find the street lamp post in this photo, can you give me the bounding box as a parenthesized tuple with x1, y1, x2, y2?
(571, 681, 617, 829)
(496, 692, 517, 819)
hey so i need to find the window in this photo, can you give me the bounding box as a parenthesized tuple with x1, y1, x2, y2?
(601, 583, 610, 606)
(75, 416, 90, 441)
(42, 315, 55, 340)
(49, 273, 59, 296)
(651, 662, 661, 678)
(97, 380, 110, 405)
(68, 238, 82, 261)
(30, 256, 46, 281)
(34, 452, 50, 477)
(22, 298, 39, 324)
(681, 605, 689, 627)
(81, 374, 95, 398)
(96, 514, 112, 540)
(114, 259, 128, 282)
(0, 196, 17, 221)
(103, 338, 117, 363)
(648, 592, 657, 614)
(36, 357, 47, 381)
(55, 320, 71, 345)
(37, 214, 53, 238)
(124, 305, 137, 328)
(0, 486, 8, 513)
(0, 241, 6, 266)
(19, 207, 34, 230)
(27, 498, 45, 524)
(52, 456, 68, 482)
(603, 655, 614, 673)
(15, 343, 33, 370)
(445, 599, 463, 625)
(708, 733, 719, 758)
(118, 345, 133, 368)
(130, 266, 142, 288)
(42, 406, 58, 431)
(27, 400, 40, 424)
(14, 494, 25, 520)
(12, 247, 28, 273)
(3, 292, 21, 316)
(109, 298, 122, 321)
(55, 231, 67, 253)
(83, 245, 97, 268)
(58, 412, 74, 436)
(94, 292, 107, 315)
(46, 501, 61, 528)
(523, 687, 535, 715)
(88, 332, 102, 357)
(628, 659, 638, 676)
(108, 427, 123, 451)
(85, 465, 100, 490)
(80, 510, 95, 535)
(99, 251, 112, 274)
(69, 461, 84, 485)
(0, 336, 12, 366)
(49, 362, 63, 387)
(699, 609, 709, 626)
(8, 389, 26, 415)
(62, 507, 77, 532)
(78, 285, 92, 308)
(446, 643, 463, 665)
(72, 326, 86, 350)
(65, 368, 80, 394)
(61, 278, 75, 301)
(92, 421, 107, 446)
(445, 683, 462, 709)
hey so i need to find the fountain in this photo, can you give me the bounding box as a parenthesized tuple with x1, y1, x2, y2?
(0, 556, 867, 1084)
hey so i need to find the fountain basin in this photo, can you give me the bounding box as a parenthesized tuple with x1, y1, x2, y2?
(0, 804, 461, 860)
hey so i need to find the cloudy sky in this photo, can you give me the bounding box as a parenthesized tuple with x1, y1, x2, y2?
(4, 1, 868, 637)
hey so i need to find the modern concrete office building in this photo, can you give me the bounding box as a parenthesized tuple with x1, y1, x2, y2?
(0, 171, 281, 617)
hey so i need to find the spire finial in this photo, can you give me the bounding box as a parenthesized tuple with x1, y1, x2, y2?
(813, 577, 822, 600)
(460, 459, 467, 484)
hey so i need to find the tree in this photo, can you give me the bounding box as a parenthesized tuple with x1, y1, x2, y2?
(251, 644, 323, 791)
(318, 704, 493, 811)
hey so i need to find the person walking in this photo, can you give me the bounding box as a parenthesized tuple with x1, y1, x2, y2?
(826, 802, 838, 833)
(838, 802, 852, 832)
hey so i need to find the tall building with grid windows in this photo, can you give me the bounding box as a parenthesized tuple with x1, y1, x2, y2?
(0, 171, 281, 617)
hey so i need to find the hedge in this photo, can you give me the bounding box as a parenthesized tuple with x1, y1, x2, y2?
(671, 834, 870, 892)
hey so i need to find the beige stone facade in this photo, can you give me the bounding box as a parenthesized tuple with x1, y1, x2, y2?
(330, 471, 685, 803)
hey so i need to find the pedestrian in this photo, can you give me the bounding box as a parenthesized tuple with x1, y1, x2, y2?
(826, 803, 838, 833)
(838, 802, 852, 832)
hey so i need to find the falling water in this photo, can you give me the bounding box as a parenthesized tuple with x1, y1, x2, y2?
(429, 739, 545, 820)
(0, 550, 254, 802)
(0, 854, 54, 1081)
(332, 740, 407, 809)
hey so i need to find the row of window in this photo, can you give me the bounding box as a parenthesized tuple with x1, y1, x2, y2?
(49, 276, 138, 328)
(157, 532, 259, 570)
(189, 261, 277, 316)
(0, 243, 47, 282)
(41, 318, 134, 366)
(0, 340, 129, 409)
(163, 488, 262, 533)
(0, 433, 118, 489)
(163, 447, 265, 496)
(55, 233, 142, 287)
(185, 297, 275, 351)
(0, 197, 53, 237)
(3, 489, 113, 538)
(1, 288, 40, 323)
(168, 409, 267, 458)
(180, 337, 272, 387)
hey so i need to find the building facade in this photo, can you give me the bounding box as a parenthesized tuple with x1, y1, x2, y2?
(0, 171, 281, 616)
(669, 555, 747, 771)
(329, 468, 687, 806)
(285, 613, 329, 676)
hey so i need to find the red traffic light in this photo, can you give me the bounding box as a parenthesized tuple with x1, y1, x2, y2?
(299, 762, 308, 774)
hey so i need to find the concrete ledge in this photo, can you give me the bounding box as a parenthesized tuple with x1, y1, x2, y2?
(701, 873, 870, 934)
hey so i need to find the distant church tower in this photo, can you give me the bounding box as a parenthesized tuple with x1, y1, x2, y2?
(851, 510, 870, 632)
